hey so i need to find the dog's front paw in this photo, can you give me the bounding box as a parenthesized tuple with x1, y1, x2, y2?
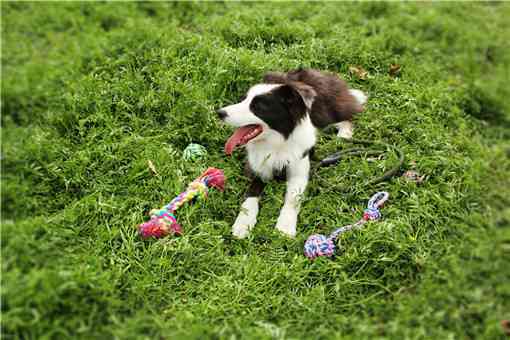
(275, 208, 297, 238)
(232, 216, 255, 239)
(232, 223, 251, 239)
(276, 224, 296, 238)
(232, 197, 259, 239)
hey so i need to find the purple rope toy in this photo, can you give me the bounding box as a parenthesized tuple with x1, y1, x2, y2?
(304, 191, 389, 260)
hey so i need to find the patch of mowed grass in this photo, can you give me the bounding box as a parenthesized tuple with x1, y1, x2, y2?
(2, 2, 509, 339)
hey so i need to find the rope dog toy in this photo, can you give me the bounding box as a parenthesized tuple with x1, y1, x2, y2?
(183, 143, 207, 161)
(138, 167, 226, 239)
(304, 191, 389, 260)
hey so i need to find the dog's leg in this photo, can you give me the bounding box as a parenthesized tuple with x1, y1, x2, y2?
(275, 157, 310, 238)
(336, 120, 353, 139)
(232, 177, 265, 239)
(349, 89, 367, 106)
(336, 89, 367, 139)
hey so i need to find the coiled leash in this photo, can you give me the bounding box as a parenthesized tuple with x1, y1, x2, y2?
(304, 191, 389, 260)
(317, 138, 405, 186)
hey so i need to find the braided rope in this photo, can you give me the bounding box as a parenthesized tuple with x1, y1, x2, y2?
(163, 180, 208, 212)
(138, 168, 225, 239)
(304, 191, 389, 260)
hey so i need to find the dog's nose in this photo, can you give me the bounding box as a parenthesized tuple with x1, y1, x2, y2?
(216, 109, 227, 120)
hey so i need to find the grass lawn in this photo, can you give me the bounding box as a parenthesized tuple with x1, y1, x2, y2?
(2, 2, 510, 339)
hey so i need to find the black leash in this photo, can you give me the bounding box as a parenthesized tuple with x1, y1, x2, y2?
(312, 138, 405, 193)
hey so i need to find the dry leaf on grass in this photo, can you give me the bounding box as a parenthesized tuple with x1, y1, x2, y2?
(389, 63, 401, 77)
(349, 65, 368, 80)
(147, 160, 159, 177)
(402, 170, 425, 184)
(501, 320, 510, 336)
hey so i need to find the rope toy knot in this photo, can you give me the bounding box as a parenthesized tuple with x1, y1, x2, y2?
(139, 211, 182, 238)
(304, 191, 390, 260)
(303, 234, 336, 260)
(183, 143, 207, 161)
(363, 207, 381, 221)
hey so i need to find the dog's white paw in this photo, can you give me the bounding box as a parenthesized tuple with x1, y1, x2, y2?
(275, 208, 297, 238)
(232, 197, 259, 239)
(349, 89, 367, 106)
(336, 121, 353, 140)
(232, 223, 251, 239)
(276, 224, 296, 238)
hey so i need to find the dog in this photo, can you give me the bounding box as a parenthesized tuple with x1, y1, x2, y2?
(216, 69, 367, 238)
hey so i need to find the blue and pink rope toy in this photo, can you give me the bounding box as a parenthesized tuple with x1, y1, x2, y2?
(304, 191, 389, 260)
(138, 167, 226, 239)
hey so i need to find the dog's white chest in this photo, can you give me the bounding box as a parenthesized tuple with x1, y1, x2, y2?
(246, 117, 316, 180)
(246, 144, 297, 180)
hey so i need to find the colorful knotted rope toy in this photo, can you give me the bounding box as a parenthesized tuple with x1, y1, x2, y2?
(183, 143, 207, 161)
(304, 191, 389, 260)
(138, 167, 226, 239)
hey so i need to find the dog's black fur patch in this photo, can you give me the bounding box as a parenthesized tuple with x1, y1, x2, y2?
(243, 163, 267, 196)
(302, 146, 315, 159)
(263, 68, 363, 128)
(245, 177, 266, 198)
(249, 84, 308, 139)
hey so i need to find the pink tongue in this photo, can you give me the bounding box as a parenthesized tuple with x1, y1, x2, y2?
(224, 125, 261, 155)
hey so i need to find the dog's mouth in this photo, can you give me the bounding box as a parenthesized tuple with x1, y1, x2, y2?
(224, 124, 263, 155)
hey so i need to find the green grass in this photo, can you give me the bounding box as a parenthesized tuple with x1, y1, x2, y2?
(2, 2, 510, 339)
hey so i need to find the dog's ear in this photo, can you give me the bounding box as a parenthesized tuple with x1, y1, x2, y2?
(263, 72, 287, 84)
(287, 81, 316, 111)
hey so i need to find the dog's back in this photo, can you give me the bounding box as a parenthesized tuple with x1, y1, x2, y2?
(263, 68, 363, 128)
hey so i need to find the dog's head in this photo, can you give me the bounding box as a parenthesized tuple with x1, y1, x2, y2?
(216, 82, 316, 155)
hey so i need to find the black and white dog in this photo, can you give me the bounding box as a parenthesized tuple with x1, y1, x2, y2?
(216, 69, 367, 238)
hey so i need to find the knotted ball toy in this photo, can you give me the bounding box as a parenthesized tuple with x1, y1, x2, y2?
(138, 167, 226, 239)
(304, 191, 389, 260)
(183, 143, 207, 161)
